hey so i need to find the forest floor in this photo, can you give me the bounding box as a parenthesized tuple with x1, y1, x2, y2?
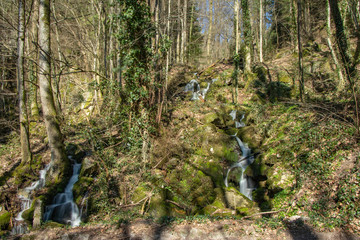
(10, 218, 359, 240)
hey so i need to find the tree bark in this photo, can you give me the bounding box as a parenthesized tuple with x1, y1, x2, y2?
(326, 0, 345, 92)
(297, 0, 304, 102)
(234, 0, 239, 54)
(181, 0, 187, 63)
(329, 0, 356, 84)
(17, 0, 32, 164)
(207, 0, 213, 62)
(242, 0, 251, 72)
(38, 0, 68, 179)
(259, 0, 263, 62)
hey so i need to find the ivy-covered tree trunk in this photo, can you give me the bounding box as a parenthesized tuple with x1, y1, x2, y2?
(38, 0, 68, 180)
(326, 0, 345, 92)
(329, 0, 356, 84)
(17, 0, 32, 164)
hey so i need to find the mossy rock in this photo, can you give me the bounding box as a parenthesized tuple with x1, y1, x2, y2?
(43, 221, 65, 229)
(266, 165, 295, 191)
(148, 190, 168, 219)
(202, 112, 219, 124)
(73, 177, 94, 205)
(224, 187, 254, 211)
(22, 200, 35, 223)
(200, 82, 208, 88)
(202, 199, 232, 217)
(80, 157, 98, 177)
(277, 71, 292, 84)
(0, 212, 10, 230)
(244, 157, 268, 180)
(131, 183, 151, 203)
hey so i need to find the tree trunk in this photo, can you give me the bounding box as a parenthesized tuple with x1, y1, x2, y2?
(176, 0, 181, 63)
(259, 0, 263, 62)
(234, 0, 239, 54)
(17, 0, 32, 164)
(207, 0, 213, 62)
(297, 0, 304, 102)
(242, 0, 252, 72)
(165, 0, 171, 87)
(38, 0, 68, 179)
(329, 0, 356, 84)
(181, 0, 187, 63)
(326, 0, 345, 92)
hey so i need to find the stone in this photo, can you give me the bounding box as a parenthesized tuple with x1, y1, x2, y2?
(33, 198, 43, 228)
(224, 187, 254, 210)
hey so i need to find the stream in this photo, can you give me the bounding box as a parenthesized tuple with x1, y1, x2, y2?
(11, 163, 51, 235)
(225, 110, 256, 200)
(184, 78, 256, 200)
(43, 158, 81, 227)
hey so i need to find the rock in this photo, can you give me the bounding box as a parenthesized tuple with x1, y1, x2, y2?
(80, 157, 98, 177)
(266, 165, 295, 191)
(202, 112, 218, 124)
(0, 211, 10, 230)
(224, 187, 254, 211)
(33, 198, 43, 228)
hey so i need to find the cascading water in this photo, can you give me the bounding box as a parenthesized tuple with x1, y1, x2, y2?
(11, 163, 51, 235)
(225, 111, 255, 200)
(184, 77, 217, 100)
(230, 110, 245, 128)
(43, 159, 81, 227)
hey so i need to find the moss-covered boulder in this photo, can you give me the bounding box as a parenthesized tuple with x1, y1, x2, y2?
(238, 126, 262, 149)
(202, 188, 234, 217)
(266, 165, 295, 191)
(148, 190, 168, 219)
(80, 157, 98, 177)
(0, 211, 11, 230)
(225, 187, 254, 210)
(202, 112, 218, 124)
(73, 177, 93, 206)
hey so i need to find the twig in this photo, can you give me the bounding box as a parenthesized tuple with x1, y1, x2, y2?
(165, 200, 189, 211)
(118, 196, 150, 209)
(243, 209, 284, 219)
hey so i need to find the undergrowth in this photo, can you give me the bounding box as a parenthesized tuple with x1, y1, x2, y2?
(247, 100, 359, 231)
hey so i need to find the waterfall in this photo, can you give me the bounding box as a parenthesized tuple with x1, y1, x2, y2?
(230, 110, 245, 128)
(184, 78, 217, 100)
(225, 111, 255, 200)
(43, 160, 81, 227)
(11, 163, 51, 235)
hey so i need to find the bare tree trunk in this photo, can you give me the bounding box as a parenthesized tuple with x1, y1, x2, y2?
(17, 0, 32, 164)
(242, 0, 251, 72)
(297, 0, 304, 102)
(165, 0, 171, 87)
(30, 0, 40, 120)
(259, 0, 263, 62)
(326, 0, 345, 92)
(181, 0, 187, 63)
(207, 0, 213, 62)
(176, 0, 181, 63)
(38, 0, 68, 179)
(234, 0, 239, 54)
